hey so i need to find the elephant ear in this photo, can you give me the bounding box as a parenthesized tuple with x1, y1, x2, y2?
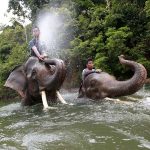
(4, 65, 27, 97)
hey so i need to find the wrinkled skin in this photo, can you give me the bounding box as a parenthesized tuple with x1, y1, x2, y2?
(4, 57, 66, 106)
(78, 55, 147, 100)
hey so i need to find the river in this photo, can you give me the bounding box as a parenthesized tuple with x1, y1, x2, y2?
(0, 85, 150, 150)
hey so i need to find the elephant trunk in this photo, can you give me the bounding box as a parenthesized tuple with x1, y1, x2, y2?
(107, 55, 147, 97)
(41, 58, 66, 91)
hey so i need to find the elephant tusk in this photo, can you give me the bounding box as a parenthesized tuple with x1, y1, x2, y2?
(56, 91, 68, 104)
(40, 91, 49, 109)
(40, 91, 56, 110)
(105, 97, 133, 105)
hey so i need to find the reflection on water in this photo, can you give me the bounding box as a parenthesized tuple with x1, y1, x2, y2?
(0, 85, 150, 150)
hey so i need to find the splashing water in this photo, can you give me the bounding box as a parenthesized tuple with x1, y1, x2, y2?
(36, 10, 71, 58)
(0, 87, 150, 150)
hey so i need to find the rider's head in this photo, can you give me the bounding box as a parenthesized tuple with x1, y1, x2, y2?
(32, 26, 40, 38)
(86, 58, 94, 70)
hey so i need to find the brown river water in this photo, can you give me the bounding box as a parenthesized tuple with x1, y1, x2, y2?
(0, 85, 150, 150)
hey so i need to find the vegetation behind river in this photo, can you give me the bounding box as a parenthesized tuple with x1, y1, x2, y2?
(0, 0, 150, 99)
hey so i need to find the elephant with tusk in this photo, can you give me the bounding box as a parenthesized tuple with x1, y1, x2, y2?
(78, 55, 147, 100)
(4, 57, 68, 110)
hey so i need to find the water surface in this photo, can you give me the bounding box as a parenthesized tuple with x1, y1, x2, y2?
(0, 86, 150, 150)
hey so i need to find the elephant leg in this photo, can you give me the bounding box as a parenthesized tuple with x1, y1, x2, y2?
(78, 85, 85, 98)
(21, 91, 34, 106)
(56, 91, 68, 104)
(40, 91, 56, 110)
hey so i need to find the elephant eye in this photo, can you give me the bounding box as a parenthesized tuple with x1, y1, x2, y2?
(32, 69, 36, 75)
(31, 69, 37, 80)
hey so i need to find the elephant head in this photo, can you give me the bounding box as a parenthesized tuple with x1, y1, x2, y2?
(4, 57, 67, 108)
(79, 55, 147, 100)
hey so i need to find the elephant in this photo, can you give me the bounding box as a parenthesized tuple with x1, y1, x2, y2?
(4, 56, 68, 109)
(78, 55, 147, 100)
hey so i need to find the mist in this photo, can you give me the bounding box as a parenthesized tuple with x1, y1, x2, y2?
(36, 9, 71, 58)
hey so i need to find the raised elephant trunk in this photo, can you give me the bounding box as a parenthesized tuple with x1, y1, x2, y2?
(107, 55, 147, 97)
(39, 58, 66, 91)
(82, 55, 147, 100)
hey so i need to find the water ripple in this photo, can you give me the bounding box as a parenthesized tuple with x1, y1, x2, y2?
(0, 88, 150, 150)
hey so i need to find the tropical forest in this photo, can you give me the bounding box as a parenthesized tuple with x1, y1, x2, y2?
(0, 0, 150, 97)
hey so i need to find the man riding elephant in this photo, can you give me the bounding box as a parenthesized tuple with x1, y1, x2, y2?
(78, 55, 147, 100)
(4, 26, 68, 110)
(78, 58, 102, 98)
(82, 58, 102, 81)
(29, 26, 48, 61)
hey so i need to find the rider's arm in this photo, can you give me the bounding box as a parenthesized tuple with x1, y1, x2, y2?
(29, 40, 44, 60)
(95, 69, 102, 73)
(82, 69, 96, 80)
(32, 46, 44, 60)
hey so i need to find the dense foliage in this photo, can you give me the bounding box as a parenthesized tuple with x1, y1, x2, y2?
(0, 21, 30, 98)
(0, 0, 149, 97)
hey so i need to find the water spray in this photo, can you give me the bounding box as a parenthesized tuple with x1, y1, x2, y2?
(36, 9, 70, 58)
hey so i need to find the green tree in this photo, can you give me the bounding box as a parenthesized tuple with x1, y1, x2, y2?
(6, 0, 150, 88)
(0, 23, 28, 98)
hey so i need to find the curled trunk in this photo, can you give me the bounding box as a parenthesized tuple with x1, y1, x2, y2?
(106, 55, 147, 97)
(83, 55, 147, 99)
(42, 58, 66, 91)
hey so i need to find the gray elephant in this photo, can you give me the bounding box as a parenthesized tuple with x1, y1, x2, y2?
(78, 55, 147, 100)
(5, 57, 68, 109)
